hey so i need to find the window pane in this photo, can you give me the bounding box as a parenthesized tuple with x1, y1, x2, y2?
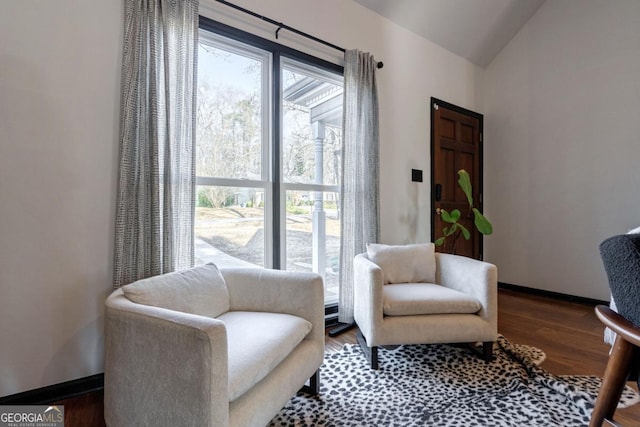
(285, 190, 340, 304)
(282, 66, 343, 185)
(195, 185, 265, 267)
(197, 42, 263, 180)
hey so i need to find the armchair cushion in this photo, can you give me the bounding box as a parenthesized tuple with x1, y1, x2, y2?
(383, 283, 482, 316)
(218, 311, 312, 401)
(366, 243, 436, 284)
(121, 263, 230, 319)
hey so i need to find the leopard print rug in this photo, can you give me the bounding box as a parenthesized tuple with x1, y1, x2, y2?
(269, 336, 639, 426)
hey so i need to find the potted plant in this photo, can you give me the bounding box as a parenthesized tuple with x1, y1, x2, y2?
(434, 169, 492, 254)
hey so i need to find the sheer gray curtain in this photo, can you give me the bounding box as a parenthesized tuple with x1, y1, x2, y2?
(339, 50, 380, 323)
(113, 0, 198, 287)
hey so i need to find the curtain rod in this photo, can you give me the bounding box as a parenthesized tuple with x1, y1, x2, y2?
(215, 0, 384, 69)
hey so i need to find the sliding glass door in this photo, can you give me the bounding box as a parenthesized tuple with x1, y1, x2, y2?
(195, 24, 343, 304)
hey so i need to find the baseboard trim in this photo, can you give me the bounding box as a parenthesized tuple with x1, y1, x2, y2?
(0, 373, 104, 405)
(498, 282, 609, 306)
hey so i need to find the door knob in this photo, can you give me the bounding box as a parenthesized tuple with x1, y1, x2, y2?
(435, 207, 442, 215)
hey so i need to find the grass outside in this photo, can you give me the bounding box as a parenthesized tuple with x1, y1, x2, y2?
(196, 206, 340, 236)
(195, 206, 341, 289)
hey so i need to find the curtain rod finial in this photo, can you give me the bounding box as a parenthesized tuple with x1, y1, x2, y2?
(377, 61, 384, 69)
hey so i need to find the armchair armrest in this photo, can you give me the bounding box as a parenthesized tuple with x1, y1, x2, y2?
(353, 254, 384, 342)
(105, 289, 228, 427)
(436, 253, 498, 325)
(596, 305, 640, 347)
(220, 268, 324, 344)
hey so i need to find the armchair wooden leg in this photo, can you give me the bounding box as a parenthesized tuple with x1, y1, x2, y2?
(482, 341, 494, 362)
(467, 341, 495, 362)
(589, 336, 637, 427)
(370, 346, 379, 370)
(356, 330, 379, 370)
(301, 370, 320, 395)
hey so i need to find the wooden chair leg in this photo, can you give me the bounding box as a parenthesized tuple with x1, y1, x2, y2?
(466, 341, 494, 362)
(370, 345, 379, 370)
(589, 336, 636, 427)
(482, 341, 494, 362)
(301, 369, 320, 395)
(356, 330, 379, 370)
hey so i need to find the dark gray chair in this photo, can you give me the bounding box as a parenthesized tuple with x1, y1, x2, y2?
(589, 234, 640, 427)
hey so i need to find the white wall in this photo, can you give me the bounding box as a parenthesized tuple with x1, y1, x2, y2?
(0, 1, 122, 395)
(0, 0, 480, 395)
(482, 0, 640, 300)
(201, 0, 483, 245)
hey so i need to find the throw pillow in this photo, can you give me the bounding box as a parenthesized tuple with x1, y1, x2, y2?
(122, 263, 230, 318)
(366, 243, 436, 284)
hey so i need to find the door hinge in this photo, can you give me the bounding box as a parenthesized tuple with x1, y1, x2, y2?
(433, 103, 439, 110)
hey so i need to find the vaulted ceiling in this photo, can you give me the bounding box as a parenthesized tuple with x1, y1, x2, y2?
(352, 0, 546, 67)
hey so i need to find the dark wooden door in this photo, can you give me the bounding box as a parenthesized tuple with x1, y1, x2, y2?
(431, 98, 483, 259)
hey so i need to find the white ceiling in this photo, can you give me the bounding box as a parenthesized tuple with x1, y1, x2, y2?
(352, 0, 546, 68)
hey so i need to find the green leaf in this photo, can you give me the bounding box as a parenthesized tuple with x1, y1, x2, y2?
(434, 237, 446, 246)
(472, 208, 493, 235)
(458, 169, 473, 206)
(442, 226, 449, 235)
(440, 209, 454, 224)
(457, 223, 471, 240)
(442, 209, 461, 224)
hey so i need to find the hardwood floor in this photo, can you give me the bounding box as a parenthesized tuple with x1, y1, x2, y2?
(58, 289, 639, 426)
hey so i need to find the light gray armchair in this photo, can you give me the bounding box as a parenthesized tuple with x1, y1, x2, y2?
(354, 244, 498, 369)
(104, 264, 324, 427)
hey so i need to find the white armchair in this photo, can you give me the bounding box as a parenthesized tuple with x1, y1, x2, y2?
(354, 244, 498, 369)
(104, 264, 324, 427)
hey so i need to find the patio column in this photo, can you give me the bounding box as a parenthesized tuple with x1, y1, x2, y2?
(312, 121, 326, 280)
